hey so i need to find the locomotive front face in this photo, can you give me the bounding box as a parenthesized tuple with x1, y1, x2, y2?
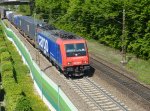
(65, 43, 88, 65)
(62, 40, 90, 74)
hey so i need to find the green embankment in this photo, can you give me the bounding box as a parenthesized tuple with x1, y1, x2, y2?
(88, 39, 150, 85)
(0, 25, 49, 110)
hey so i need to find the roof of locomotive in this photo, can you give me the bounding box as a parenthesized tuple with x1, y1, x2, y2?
(52, 30, 82, 40)
(38, 28, 84, 42)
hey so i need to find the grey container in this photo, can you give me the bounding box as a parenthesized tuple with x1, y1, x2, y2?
(8, 12, 14, 22)
(18, 16, 44, 41)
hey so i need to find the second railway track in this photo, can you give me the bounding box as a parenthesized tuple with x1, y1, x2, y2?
(90, 56, 150, 105)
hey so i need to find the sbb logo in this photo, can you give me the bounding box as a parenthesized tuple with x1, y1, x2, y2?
(37, 35, 48, 54)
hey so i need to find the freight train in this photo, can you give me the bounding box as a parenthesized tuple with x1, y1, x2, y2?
(1, 9, 90, 77)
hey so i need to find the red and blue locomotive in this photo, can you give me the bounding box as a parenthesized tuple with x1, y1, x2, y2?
(5, 11, 90, 76)
(37, 29, 90, 76)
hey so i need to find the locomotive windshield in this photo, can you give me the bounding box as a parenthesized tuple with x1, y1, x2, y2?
(65, 43, 86, 57)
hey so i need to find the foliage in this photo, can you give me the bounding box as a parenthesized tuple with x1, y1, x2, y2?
(18, 5, 30, 15)
(14, 63, 29, 74)
(8, 49, 22, 63)
(0, 41, 6, 47)
(34, 0, 150, 60)
(1, 61, 12, 73)
(0, 46, 7, 55)
(0, 25, 48, 111)
(15, 96, 32, 111)
(1, 52, 11, 62)
(1, 61, 22, 111)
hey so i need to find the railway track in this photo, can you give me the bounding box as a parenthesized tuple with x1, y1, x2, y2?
(90, 57, 150, 105)
(64, 77, 130, 111)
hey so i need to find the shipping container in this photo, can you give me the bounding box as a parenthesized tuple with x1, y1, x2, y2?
(13, 14, 22, 26)
(8, 12, 14, 22)
(18, 16, 44, 40)
(5, 11, 13, 19)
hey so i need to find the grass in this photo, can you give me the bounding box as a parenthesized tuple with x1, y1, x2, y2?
(127, 58, 150, 84)
(87, 39, 150, 85)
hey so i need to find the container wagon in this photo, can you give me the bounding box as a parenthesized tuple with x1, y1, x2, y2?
(17, 16, 44, 41)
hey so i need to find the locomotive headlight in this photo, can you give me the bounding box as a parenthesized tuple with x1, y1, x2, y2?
(82, 60, 87, 64)
(68, 62, 72, 65)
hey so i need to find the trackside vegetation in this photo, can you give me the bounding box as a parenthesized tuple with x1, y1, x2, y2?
(0, 25, 49, 111)
(87, 39, 150, 85)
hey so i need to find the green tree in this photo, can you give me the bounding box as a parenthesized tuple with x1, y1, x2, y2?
(31, 0, 150, 60)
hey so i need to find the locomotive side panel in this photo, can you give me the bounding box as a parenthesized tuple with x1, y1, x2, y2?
(36, 33, 62, 68)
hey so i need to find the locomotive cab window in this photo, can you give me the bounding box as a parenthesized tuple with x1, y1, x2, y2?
(65, 43, 86, 57)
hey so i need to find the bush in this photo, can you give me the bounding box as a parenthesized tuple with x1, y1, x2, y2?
(0, 35, 4, 42)
(1, 72, 13, 85)
(1, 61, 13, 73)
(4, 83, 21, 96)
(0, 24, 48, 111)
(2, 70, 22, 111)
(0, 41, 5, 45)
(14, 63, 29, 75)
(7, 43, 16, 51)
(0, 46, 7, 55)
(1, 52, 11, 62)
(5, 94, 21, 111)
(11, 55, 22, 63)
(5, 41, 12, 45)
(9, 51, 22, 62)
(15, 96, 32, 111)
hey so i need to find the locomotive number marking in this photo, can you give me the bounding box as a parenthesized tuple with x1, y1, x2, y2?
(37, 35, 48, 54)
